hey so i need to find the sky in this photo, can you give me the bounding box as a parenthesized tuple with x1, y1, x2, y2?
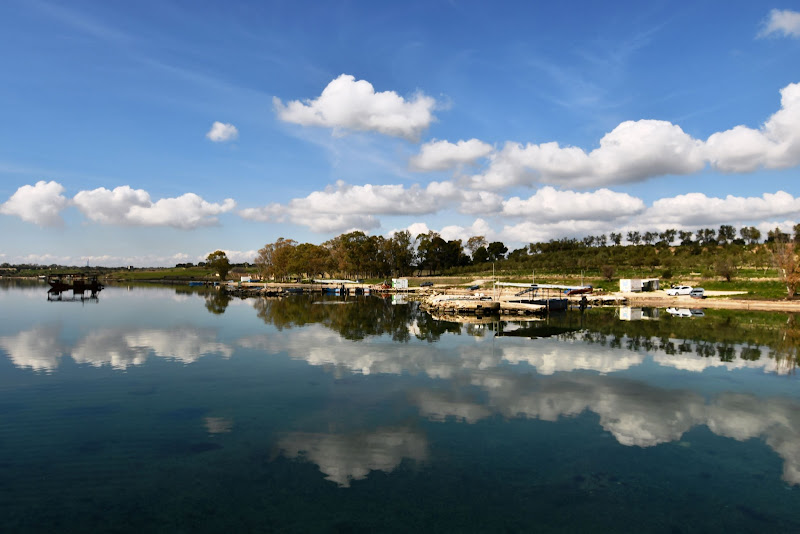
(1, 1, 800, 267)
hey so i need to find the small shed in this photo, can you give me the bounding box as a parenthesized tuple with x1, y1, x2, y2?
(619, 278, 660, 292)
(620, 278, 642, 292)
(392, 278, 408, 289)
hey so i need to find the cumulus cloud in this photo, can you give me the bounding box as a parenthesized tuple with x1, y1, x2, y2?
(458, 190, 504, 215)
(642, 190, 800, 227)
(205, 121, 239, 142)
(464, 82, 800, 189)
(439, 218, 493, 243)
(706, 82, 800, 171)
(500, 187, 645, 222)
(73, 186, 235, 229)
(0, 180, 69, 226)
(759, 9, 800, 38)
(471, 120, 705, 189)
(410, 139, 494, 171)
(273, 74, 436, 141)
(239, 180, 461, 233)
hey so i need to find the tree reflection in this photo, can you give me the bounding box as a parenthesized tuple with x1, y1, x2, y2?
(250, 296, 460, 342)
(204, 290, 232, 315)
(771, 314, 800, 373)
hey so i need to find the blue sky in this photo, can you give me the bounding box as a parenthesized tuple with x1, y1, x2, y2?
(1, 1, 800, 266)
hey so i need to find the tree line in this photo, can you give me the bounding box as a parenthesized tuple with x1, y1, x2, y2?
(201, 223, 800, 296)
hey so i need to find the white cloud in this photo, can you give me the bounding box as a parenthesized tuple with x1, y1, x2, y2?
(458, 190, 504, 215)
(73, 186, 236, 229)
(706, 82, 800, 171)
(273, 74, 436, 141)
(239, 180, 460, 233)
(205, 121, 239, 142)
(464, 82, 800, 189)
(471, 120, 705, 189)
(406, 222, 431, 238)
(0, 180, 69, 226)
(641, 190, 800, 227)
(759, 9, 800, 38)
(439, 218, 493, 243)
(498, 219, 619, 244)
(500, 187, 645, 222)
(410, 139, 494, 171)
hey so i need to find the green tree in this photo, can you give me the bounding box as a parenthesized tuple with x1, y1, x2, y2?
(659, 229, 677, 246)
(387, 230, 416, 276)
(717, 225, 736, 245)
(255, 238, 297, 281)
(206, 250, 231, 280)
(626, 231, 641, 245)
(465, 235, 488, 259)
(678, 230, 693, 245)
(771, 242, 800, 298)
(609, 232, 622, 246)
(472, 246, 490, 264)
(714, 256, 737, 282)
(487, 241, 508, 261)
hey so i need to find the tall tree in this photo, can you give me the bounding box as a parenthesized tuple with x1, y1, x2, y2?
(678, 230, 694, 245)
(206, 250, 231, 280)
(465, 235, 488, 258)
(472, 246, 490, 264)
(717, 225, 736, 245)
(487, 241, 508, 261)
(659, 229, 677, 245)
(256, 238, 297, 280)
(767, 227, 790, 243)
(626, 231, 641, 245)
(609, 232, 622, 246)
(386, 230, 416, 276)
(771, 242, 800, 298)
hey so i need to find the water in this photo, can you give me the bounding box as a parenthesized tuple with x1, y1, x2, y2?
(0, 281, 799, 532)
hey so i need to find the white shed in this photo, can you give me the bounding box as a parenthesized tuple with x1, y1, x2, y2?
(619, 278, 642, 292)
(392, 278, 408, 289)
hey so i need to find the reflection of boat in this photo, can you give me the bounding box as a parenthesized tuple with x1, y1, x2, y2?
(47, 292, 100, 303)
(47, 273, 104, 294)
(666, 308, 705, 318)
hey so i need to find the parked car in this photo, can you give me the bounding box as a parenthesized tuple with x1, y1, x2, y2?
(468, 285, 480, 290)
(666, 308, 705, 318)
(666, 285, 693, 296)
(689, 288, 705, 298)
(420, 281, 433, 287)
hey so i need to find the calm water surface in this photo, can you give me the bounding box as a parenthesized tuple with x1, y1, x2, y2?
(1, 281, 799, 532)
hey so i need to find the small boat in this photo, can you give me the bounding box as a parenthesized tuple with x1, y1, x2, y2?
(47, 273, 104, 294)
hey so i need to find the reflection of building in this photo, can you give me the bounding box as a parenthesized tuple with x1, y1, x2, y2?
(618, 307, 660, 321)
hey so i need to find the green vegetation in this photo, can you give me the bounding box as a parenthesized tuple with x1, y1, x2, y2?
(3, 223, 799, 299)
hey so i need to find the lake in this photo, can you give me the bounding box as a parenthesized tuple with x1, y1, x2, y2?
(1, 281, 799, 532)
